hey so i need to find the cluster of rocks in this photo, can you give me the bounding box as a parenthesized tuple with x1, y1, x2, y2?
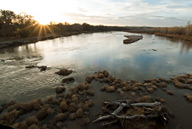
(170, 74, 192, 90)
(86, 71, 171, 95)
(86, 70, 192, 102)
(0, 81, 94, 129)
(1, 70, 192, 129)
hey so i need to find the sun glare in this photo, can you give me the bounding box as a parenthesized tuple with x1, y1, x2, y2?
(37, 19, 50, 25)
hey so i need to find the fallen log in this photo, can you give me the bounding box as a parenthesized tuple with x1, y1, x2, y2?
(93, 100, 172, 128)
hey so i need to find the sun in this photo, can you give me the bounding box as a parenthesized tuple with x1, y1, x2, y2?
(34, 16, 51, 25)
(37, 19, 50, 25)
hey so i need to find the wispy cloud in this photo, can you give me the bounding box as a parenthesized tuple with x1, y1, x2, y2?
(0, 0, 192, 26)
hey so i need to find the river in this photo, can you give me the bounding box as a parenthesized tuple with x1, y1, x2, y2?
(0, 31, 192, 128)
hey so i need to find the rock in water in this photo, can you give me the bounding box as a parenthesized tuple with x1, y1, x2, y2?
(106, 86, 115, 93)
(62, 77, 75, 83)
(25, 65, 36, 69)
(55, 68, 73, 76)
(38, 66, 47, 71)
(55, 86, 66, 94)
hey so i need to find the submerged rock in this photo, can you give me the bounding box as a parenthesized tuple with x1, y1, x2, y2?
(62, 77, 75, 84)
(166, 90, 174, 95)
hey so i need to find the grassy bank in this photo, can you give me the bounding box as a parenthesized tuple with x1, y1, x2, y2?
(154, 33, 192, 41)
(125, 23, 192, 42)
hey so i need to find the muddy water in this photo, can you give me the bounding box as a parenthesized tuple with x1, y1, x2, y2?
(0, 32, 192, 128)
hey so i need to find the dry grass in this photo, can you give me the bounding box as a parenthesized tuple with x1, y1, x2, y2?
(126, 23, 192, 42)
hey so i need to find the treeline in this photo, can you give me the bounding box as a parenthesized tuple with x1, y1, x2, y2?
(0, 9, 127, 38)
(126, 22, 192, 37)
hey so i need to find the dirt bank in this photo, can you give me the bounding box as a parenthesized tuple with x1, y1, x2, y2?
(0, 32, 82, 49)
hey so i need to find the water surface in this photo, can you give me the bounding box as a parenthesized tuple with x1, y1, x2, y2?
(0, 31, 192, 128)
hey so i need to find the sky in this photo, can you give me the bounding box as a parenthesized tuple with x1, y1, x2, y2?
(0, 0, 192, 27)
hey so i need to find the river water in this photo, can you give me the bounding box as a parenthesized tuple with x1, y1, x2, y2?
(0, 31, 192, 128)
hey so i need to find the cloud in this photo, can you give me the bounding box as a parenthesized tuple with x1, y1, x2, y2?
(78, 8, 87, 13)
(1, 0, 192, 26)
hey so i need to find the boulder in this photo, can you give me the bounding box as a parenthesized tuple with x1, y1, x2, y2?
(55, 68, 72, 76)
(62, 77, 75, 84)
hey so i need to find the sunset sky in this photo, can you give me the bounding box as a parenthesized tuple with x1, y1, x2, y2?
(1, 0, 192, 26)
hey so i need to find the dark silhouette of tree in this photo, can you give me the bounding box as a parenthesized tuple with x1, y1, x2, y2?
(0, 9, 127, 38)
(82, 23, 91, 31)
(0, 9, 16, 36)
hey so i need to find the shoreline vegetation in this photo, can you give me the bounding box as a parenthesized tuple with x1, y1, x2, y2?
(125, 23, 192, 42)
(0, 9, 127, 49)
(1, 9, 192, 49)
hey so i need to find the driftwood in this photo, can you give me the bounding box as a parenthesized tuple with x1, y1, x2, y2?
(93, 100, 171, 128)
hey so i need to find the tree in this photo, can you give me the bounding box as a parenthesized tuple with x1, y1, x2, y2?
(0, 9, 16, 36)
(82, 23, 91, 31)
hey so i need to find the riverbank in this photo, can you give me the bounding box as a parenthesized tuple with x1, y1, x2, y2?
(125, 31, 192, 42)
(0, 32, 83, 49)
(155, 33, 192, 42)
